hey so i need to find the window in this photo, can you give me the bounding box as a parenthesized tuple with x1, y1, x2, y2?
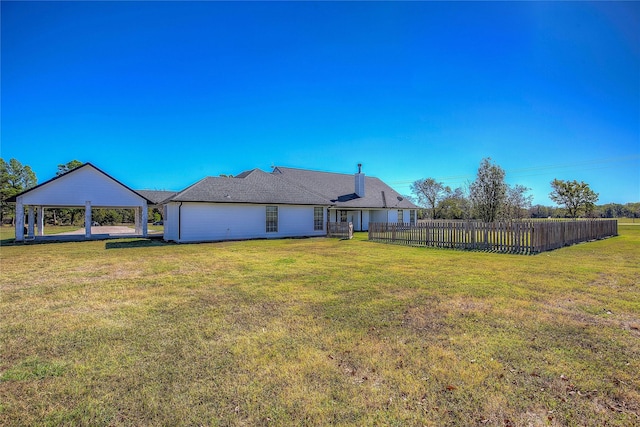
(410, 210, 416, 225)
(398, 210, 404, 224)
(314, 207, 324, 231)
(339, 210, 347, 223)
(266, 206, 278, 232)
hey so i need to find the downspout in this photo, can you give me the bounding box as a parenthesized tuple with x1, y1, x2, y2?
(178, 202, 183, 242)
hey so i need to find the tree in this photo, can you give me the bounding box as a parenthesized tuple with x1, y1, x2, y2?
(0, 158, 37, 224)
(549, 179, 599, 218)
(529, 204, 557, 219)
(469, 158, 507, 222)
(57, 160, 83, 176)
(438, 187, 471, 219)
(504, 184, 533, 219)
(411, 178, 447, 219)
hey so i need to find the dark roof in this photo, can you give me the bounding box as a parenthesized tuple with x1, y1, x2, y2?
(272, 167, 418, 209)
(6, 163, 154, 204)
(136, 190, 177, 205)
(167, 169, 331, 205)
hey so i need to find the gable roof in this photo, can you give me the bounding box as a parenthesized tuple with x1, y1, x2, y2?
(167, 169, 331, 206)
(6, 163, 154, 204)
(136, 190, 177, 205)
(272, 167, 418, 209)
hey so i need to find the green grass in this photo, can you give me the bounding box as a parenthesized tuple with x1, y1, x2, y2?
(618, 217, 640, 225)
(0, 227, 638, 426)
(0, 225, 82, 244)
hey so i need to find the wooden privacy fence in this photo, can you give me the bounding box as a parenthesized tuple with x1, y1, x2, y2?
(368, 219, 618, 254)
(327, 222, 353, 239)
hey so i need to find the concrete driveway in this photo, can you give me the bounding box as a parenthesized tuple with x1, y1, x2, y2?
(55, 226, 139, 235)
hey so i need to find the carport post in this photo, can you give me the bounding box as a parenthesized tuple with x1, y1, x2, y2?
(85, 201, 92, 238)
(15, 198, 24, 242)
(142, 205, 148, 237)
(37, 206, 44, 236)
(27, 206, 35, 238)
(134, 207, 141, 235)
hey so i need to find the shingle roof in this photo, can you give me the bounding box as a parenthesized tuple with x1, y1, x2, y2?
(167, 169, 331, 205)
(272, 167, 418, 209)
(136, 190, 177, 205)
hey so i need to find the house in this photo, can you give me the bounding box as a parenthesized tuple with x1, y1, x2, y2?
(161, 164, 418, 243)
(8, 163, 153, 242)
(9, 162, 418, 243)
(161, 168, 332, 243)
(272, 164, 418, 232)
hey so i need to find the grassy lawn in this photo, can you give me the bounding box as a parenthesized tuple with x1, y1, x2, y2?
(0, 224, 163, 244)
(0, 227, 638, 426)
(1, 225, 81, 241)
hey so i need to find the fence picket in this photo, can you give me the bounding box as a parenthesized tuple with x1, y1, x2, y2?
(367, 219, 617, 255)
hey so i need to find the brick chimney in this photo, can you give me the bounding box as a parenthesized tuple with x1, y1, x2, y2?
(355, 163, 365, 197)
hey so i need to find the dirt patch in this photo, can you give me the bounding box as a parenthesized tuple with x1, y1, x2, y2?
(402, 299, 448, 333)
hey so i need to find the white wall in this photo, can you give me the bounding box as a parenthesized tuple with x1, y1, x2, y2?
(163, 203, 180, 241)
(166, 203, 327, 243)
(20, 166, 145, 207)
(369, 210, 389, 223)
(362, 210, 370, 231)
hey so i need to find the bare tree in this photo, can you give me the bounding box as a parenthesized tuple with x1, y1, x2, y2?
(504, 184, 533, 219)
(411, 178, 447, 219)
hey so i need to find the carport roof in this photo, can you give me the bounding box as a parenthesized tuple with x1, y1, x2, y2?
(6, 163, 154, 204)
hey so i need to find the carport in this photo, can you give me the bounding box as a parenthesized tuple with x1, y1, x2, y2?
(9, 163, 153, 242)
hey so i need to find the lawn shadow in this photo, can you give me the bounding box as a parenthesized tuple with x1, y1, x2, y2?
(105, 239, 174, 249)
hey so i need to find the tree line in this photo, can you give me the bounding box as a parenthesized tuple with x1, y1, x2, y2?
(1, 157, 637, 225)
(1, 159, 162, 226)
(411, 158, 637, 221)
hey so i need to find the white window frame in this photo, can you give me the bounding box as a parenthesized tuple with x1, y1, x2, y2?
(266, 206, 278, 233)
(314, 207, 324, 231)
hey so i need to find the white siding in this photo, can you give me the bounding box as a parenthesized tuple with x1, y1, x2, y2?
(20, 166, 145, 207)
(163, 203, 180, 241)
(370, 210, 388, 223)
(170, 203, 327, 243)
(388, 210, 400, 223)
(362, 210, 370, 231)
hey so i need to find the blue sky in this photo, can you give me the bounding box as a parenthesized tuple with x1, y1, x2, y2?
(2, 1, 638, 205)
